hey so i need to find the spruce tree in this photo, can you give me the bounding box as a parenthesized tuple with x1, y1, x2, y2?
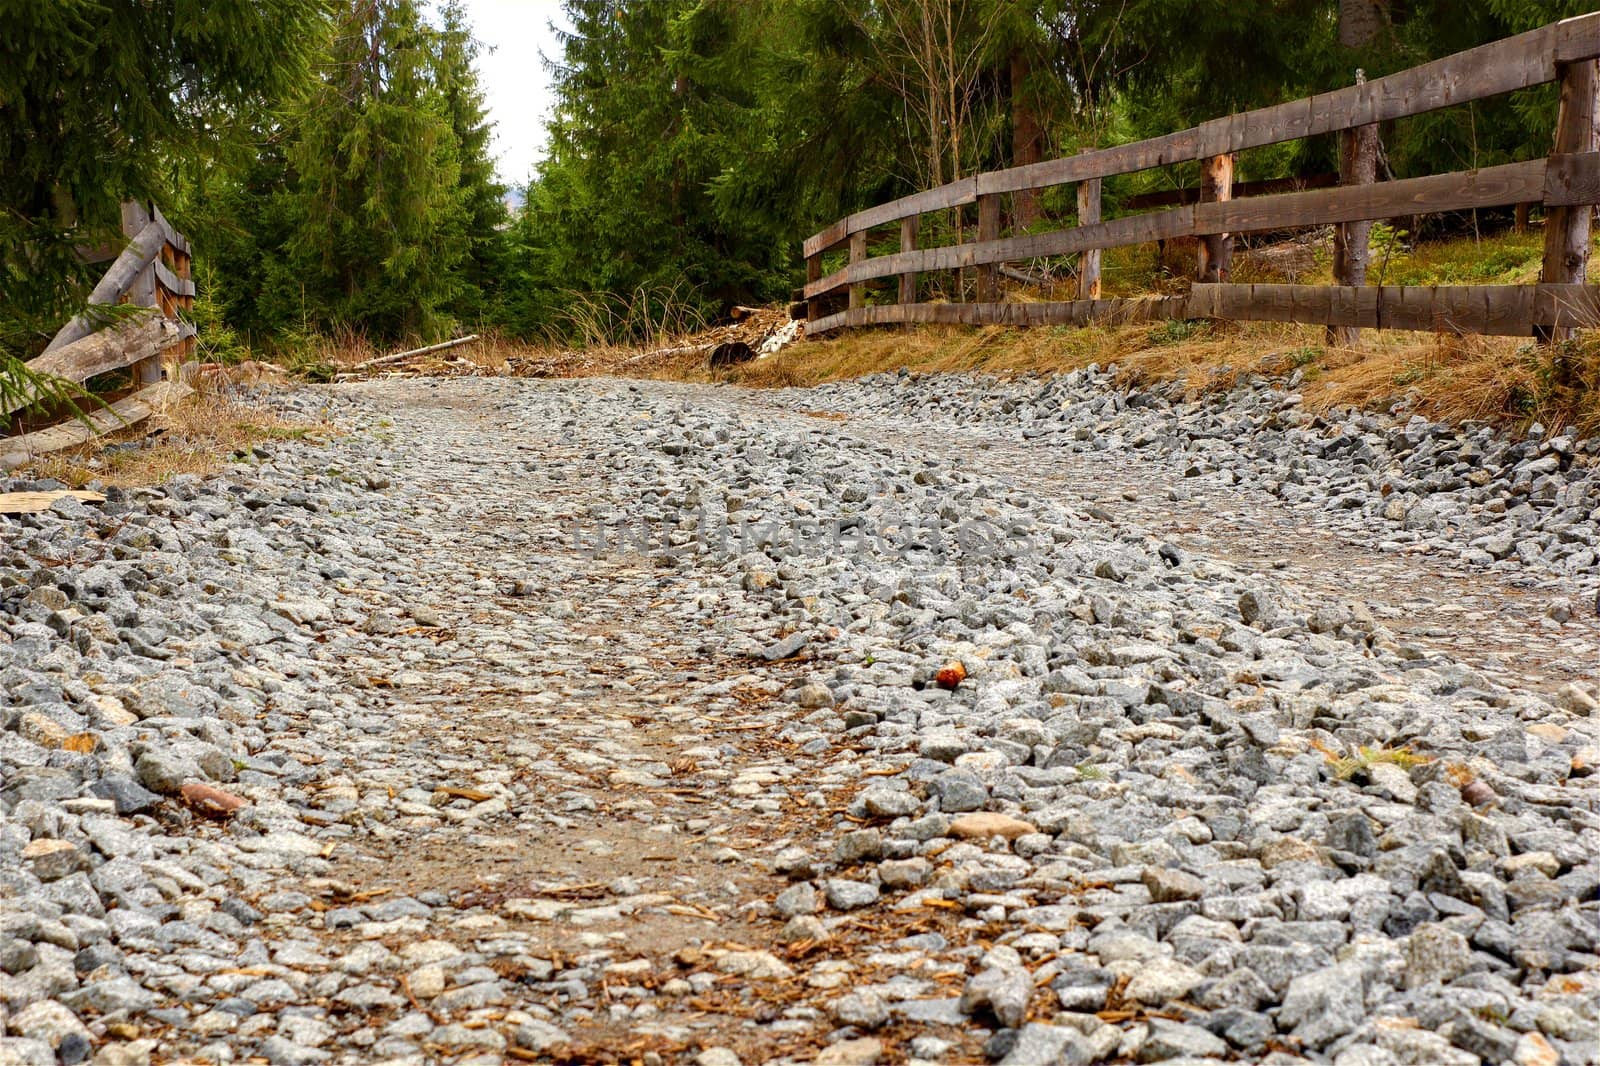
(285, 0, 466, 339)
(0, 0, 324, 361)
(435, 1, 508, 324)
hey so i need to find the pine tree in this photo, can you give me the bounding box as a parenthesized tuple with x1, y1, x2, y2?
(0, 0, 325, 360)
(434, 1, 509, 324)
(284, 0, 467, 339)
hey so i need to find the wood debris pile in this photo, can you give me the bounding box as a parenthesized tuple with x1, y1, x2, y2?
(509, 306, 805, 379)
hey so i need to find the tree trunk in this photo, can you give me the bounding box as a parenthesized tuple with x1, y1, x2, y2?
(1338, 0, 1385, 48)
(1010, 51, 1044, 230)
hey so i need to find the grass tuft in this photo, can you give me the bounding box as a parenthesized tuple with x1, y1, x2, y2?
(19, 392, 326, 488)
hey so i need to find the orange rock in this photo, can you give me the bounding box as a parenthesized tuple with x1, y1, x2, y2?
(180, 783, 247, 818)
(948, 813, 1036, 840)
(934, 661, 967, 690)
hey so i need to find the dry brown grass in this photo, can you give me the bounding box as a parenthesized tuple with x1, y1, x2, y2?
(648, 317, 1599, 437)
(19, 390, 328, 488)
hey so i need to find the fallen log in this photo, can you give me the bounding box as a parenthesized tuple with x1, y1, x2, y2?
(352, 334, 481, 371)
(619, 342, 714, 366)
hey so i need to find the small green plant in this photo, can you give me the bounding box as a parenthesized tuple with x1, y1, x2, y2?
(1076, 760, 1107, 781)
(190, 263, 252, 366)
(1371, 221, 1410, 284)
(1287, 346, 1322, 367)
(1147, 319, 1210, 346)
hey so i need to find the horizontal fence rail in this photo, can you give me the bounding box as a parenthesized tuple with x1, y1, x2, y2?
(801, 12, 1600, 344)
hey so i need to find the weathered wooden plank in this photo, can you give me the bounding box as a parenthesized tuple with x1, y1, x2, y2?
(804, 207, 1197, 298)
(154, 260, 197, 299)
(1545, 151, 1600, 204)
(1124, 173, 1338, 211)
(1195, 283, 1600, 335)
(121, 203, 161, 385)
(812, 284, 1600, 338)
(978, 130, 1203, 197)
(802, 220, 850, 260)
(7, 317, 188, 418)
(810, 155, 1584, 301)
(805, 254, 824, 321)
(979, 24, 1559, 197)
(1554, 12, 1600, 62)
(1537, 283, 1600, 328)
(1077, 149, 1103, 300)
(807, 309, 850, 336)
(806, 294, 1205, 335)
(802, 180, 978, 257)
(1330, 80, 1382, 347)
(1198, 154, 1234, 282)
(151, 204, 190, 255)
(1, 381, 194, 470)
(1199, 159, 1549, 235)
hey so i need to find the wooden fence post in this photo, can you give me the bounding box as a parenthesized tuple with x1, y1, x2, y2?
(1329, 72, 1380, 347)
(1077, 150, 1102, 300)
(899, 217, 919, 306)
(848, 231, 867, 312)
(120, 201, 162, 384)
(806, 253, 823, 321)
(977, 193, 1002, 302)
(1537, 57, 1599, 348)
(1198, 153, 1234, 282)
(171, 244, 194, 361)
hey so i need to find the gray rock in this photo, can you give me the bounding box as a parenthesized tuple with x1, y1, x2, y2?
(929, 768, 987, 812)
(999, 1023, 1092, 1066)
(762, 632, 810, 660)
(1405, 923, 1472, 988)
(961, 965, 1032, 1028)
(1277, 962, 1367, 1048)
(829, 989, 889, 1029)
(1138, 1018, 1228, 1061)
(87, 775, 162, 815)
(134, 749, 199, 794)
(775, 882, 819, 917)
(823, 879, 880, 911)
(834, 828, 883, 865)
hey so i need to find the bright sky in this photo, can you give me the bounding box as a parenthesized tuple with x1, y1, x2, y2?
(449, 0, 570, 186)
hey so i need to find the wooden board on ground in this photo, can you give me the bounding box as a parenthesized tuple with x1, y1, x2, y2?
(0, 380, 194, 469)
(0, 490, 107, 515)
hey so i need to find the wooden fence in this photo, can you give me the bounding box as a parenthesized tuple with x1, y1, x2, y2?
(801, 13, 1600, 343)
(2, 201, 196, 468)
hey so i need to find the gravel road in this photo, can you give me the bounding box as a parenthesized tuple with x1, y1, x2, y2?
(1, 372, 1596, 1066)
